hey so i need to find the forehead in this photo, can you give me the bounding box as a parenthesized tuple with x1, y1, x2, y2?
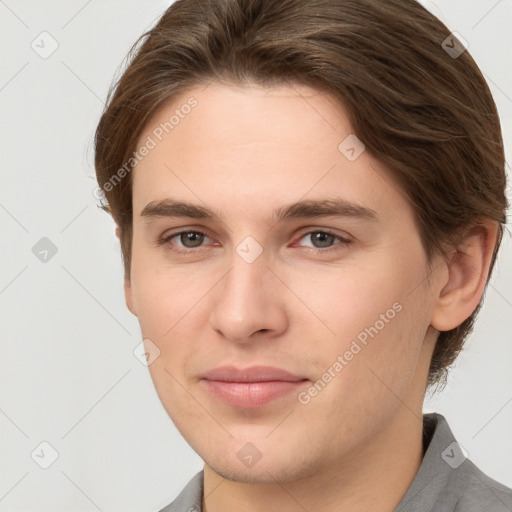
(147, 81, 347, 133)
(135, 81, 349, 165)
(131, 81, 409, 224)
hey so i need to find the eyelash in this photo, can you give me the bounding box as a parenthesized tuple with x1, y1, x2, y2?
(157, 228, 352, 255)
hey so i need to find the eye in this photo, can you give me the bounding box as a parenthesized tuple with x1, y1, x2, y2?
(159, 230, 212, 254)
(158, 228, 352, 255)
(295, 230, 352, 253)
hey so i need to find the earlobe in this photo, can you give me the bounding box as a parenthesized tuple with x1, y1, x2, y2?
(430, 221, 498, 332)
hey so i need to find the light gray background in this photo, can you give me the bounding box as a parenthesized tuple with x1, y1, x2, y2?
(0, 1, 511, 510)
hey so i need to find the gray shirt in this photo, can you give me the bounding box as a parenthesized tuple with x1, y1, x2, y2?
(159, 413, 512, 511)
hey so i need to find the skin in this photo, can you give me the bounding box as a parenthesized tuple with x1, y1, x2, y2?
(120, 82, 497, 511)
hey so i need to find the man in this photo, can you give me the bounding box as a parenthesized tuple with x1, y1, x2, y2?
(94, 0, 512, 510)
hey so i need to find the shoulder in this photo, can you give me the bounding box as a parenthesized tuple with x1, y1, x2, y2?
(396, 413, 512, 512)
(445, 458, 512, 511)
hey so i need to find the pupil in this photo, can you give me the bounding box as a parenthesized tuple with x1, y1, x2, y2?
(314, 232, 333, 247)
(183, 232, 203, 247)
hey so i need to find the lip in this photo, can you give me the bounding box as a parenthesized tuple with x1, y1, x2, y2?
(202, 365, 306, 383)
(200, 365, 309, 408)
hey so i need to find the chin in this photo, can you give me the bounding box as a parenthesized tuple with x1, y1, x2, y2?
(205, 460, 292, 484)
(203, 447, 320, 485)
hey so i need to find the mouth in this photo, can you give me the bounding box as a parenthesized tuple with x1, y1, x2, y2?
(200, 365, 309, 408)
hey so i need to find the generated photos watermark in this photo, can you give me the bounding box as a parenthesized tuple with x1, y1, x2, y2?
(93, 96, 198, 200)
(298, 301, 403, 405)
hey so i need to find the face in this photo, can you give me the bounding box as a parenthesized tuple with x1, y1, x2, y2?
(126, 82, 440, 484)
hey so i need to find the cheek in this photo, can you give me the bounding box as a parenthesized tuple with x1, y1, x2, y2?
(301, 295, 429, 446)
(342, 290, 429, 400)
(290, 261, 409, 344)
(299, 257, 431, 397)
(129, 239, 206, 339)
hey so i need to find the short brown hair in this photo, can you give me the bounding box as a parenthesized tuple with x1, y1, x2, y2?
(94, 0, 507, 389)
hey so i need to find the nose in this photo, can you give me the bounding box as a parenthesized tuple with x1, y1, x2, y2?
(209, 251, 289, 345)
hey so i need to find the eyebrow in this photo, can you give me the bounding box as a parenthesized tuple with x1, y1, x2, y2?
(139, 197, 378, 224)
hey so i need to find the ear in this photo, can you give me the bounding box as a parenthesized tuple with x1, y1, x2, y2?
(430, 220, 498, 331)
(115, 225, 137, 317)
